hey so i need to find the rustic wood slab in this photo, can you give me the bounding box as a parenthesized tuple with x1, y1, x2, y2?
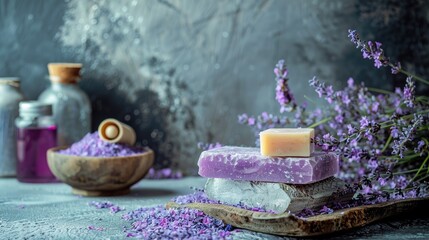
(166, 197, 429, 237)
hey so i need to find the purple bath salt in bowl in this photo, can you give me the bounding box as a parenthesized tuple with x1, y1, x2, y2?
(58, 132, 145, 157)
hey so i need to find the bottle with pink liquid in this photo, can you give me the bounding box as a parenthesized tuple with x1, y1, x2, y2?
(15, 101, 57, 183)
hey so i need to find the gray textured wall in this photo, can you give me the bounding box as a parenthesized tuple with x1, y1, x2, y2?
(1, 0, 428, 174)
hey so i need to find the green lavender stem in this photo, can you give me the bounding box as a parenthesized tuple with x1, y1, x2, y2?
(397, 68, 429, 85)
(413, 154, 429, 181)
(308, 117, 332, 128)
(367, 87, 393, 95)
(381, 135, 393, 153)
(393, 168, 421, 175)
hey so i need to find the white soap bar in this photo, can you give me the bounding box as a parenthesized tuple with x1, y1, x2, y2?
(260, 128, 314, 157)
(205, 177, 350, 213)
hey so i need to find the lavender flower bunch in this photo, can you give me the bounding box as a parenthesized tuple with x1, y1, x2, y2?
(238, 30, 429, 204)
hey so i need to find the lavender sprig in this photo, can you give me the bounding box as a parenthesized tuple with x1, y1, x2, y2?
(274, 60, 297, 112)
(348, 29, 398, 71)
(348, 29, 429, 85)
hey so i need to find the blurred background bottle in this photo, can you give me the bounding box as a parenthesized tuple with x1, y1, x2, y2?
(0, 78, 24, 177)
(38, 63, 91, 146)
(16, 101, 57, 183)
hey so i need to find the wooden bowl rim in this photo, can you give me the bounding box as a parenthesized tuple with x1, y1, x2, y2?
(48, 146, 154, 161)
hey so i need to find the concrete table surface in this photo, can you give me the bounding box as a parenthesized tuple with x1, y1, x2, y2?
(0, 177, 428, 240)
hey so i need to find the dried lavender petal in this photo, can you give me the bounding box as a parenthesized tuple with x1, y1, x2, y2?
(87, 225, 105, 231)
(88, 201, 124, 213)
(110, 205, 124, 213)
(88, 201, 115, 209)
(59, 132, 144, 157)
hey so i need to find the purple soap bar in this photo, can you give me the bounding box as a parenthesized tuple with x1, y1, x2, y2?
(198, 146, 339, 184)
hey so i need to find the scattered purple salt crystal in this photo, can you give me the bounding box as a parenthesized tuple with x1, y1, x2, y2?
(296, 208, 315, 218)
(110, 205, 124, 214)
(88, 201, 115, 209)
(88, 225, 105, 231)
(59, 132, 144, 157)
(88, 201, 124, 213)
(122, 205, 233, 239)
(173, 190, 218, 205)
(319, 206, 334, 214)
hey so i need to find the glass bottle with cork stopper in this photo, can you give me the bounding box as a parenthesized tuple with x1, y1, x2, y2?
(39, 63, 91, 146)
(0, 78, 24, 177)
(15, 101, 57, 183)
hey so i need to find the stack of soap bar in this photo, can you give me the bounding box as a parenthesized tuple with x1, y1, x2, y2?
(198, 146, 339, 184)
(197, 128, 346, 213)
(260, 128, 314, 157)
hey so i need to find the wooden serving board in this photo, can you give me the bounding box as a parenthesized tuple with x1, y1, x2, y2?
(166, 197, 429, 237)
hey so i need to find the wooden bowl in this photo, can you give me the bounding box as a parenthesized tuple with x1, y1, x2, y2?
(47, 146, 154, 196)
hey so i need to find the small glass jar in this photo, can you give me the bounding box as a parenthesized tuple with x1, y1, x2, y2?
(38, 63, 91, 146)
(16, 101, 57, 183)
(0, 78, 24, 177)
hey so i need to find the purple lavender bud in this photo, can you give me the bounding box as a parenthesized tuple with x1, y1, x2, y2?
(261, 112, 269, 122)
(378, 177, 387, 186)
(273, 60, 296, 112)
(415, 140, 425, 153)
(396, 176, 408, 189)
(248, 117, 256, 126)
(391, 62, 401, 74)
(403, 77, 415, 108)
(341, 92, 351, 106)
(346, 124, 356, 134)
(373, 59, 383, 68)
(237, 113, 248, 124)
(315, 88, 324, 98)
(309, 76, 318, 87)
(371, 102, 380, 112)
(368, 160, 379, 170)
(361, 48, 371, 59)
(335, 114, 344, 124)
(326, 85, 334, 96)
(407, 190, 417, 198)
(347, 77, 355, 88)
(347, 29, 360, 47)
(359, 116, 370, 129)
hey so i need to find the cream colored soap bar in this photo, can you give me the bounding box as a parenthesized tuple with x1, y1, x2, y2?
(260, 128, 314, 157)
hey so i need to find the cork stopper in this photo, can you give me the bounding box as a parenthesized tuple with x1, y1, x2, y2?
(98, 118, 136, 145)
(0, 77, 20, 88)
(48, 63, 82, 83)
